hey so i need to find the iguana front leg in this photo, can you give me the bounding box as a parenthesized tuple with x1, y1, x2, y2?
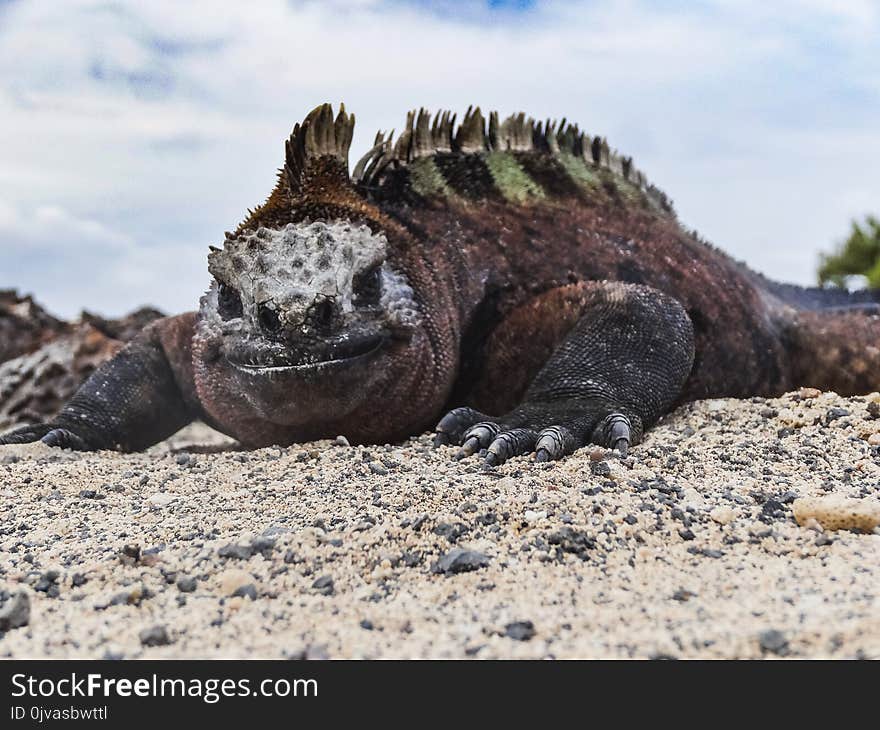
(0, 314, 199, 452)
(435, 282, 695, 464)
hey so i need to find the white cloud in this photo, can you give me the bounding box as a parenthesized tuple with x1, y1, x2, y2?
(0, 0, 878, 317)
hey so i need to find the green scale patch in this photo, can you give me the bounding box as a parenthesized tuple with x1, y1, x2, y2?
(484, 152, 545, 204)
(406, 157, 453, 199)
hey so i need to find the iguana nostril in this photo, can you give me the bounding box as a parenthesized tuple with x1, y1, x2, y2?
(258, 303, 282, 333)
(308, 298, 338, 333)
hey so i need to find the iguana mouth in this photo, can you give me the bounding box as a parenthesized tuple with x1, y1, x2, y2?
(229, 333, 386, 373)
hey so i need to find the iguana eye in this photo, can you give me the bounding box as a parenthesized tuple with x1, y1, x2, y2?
(353, 266, 382, 307)
(218, 282, 243, 320)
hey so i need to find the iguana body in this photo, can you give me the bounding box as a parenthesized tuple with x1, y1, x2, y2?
(3, 104, 879, 462)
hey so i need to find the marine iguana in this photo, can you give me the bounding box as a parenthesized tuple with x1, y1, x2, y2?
(3, 103, 879, 463)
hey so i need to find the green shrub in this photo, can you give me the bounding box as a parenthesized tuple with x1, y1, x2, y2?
(818, 215, 880, 289)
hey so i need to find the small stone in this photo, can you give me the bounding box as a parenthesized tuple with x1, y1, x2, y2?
(867, 433, 880, 446)
(524, 509, 547, 524)
(232, 584, 258, 600)
(334, 435, 350, 447)
(547, 527, 595, 560)
(176, 576, 197, 593)
(0, 591, 30, 631)
(250, 536, 276, 554)
(368, 462, 388, 475)
(312, 575, 335, 595)
(709, 506, 736, 525)
(504, 621, 536, 641)
(759, 629, 789, 656)
(798, 387, 821, 399)
(591, 461, 612, 477)
(218, 543, 253, 560)
(175, 453, 191, 466)
(119, 544, 141, 565)
(824, 407, 849, 424)
(359, 619, 374, 630)
(431, 548, 490, 575)
(672, 588, 696, 602)
(139, 625, 172, 647)
(71, 573, 88, 587)
(147, 492, 176, 508)
(78, 489, 97, 499)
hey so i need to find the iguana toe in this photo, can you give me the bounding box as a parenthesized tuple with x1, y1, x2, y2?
(41, 428, 93, 450)
(434, 407, 489, 448)
(534, 426, 579, 462)
(591, 413, 634, 456)
(454, 421, 500, 460)
(484, 428, 538, 466)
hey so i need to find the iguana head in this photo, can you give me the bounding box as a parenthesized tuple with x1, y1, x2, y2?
(195, 104, 433, 434)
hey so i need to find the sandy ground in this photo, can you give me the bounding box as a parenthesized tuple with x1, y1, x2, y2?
(1, 389, 879, 659)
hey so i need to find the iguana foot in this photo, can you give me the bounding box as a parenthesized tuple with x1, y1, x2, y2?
(442, 409, 638, 466)
(434, 282, 695, 467)
(0, 423, 96, 450)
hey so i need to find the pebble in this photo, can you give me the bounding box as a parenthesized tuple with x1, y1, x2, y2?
(0, 591, 30, 631)
(504, 621, 536, 641)
(431, 548, 490, 575)
(758, 629, 789, 656)
(147, 492, 176, 508)
(311, 575, 335, 595)
(176, 576, 197, 593)
(218, 543, 253, 560)
(232, 584, 258, 600)
(139, 625, 172, 647)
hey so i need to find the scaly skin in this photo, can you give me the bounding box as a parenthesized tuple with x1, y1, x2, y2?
(2, 103, 879, 464)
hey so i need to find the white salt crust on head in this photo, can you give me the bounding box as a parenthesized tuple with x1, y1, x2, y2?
(202, 220, 420, 331)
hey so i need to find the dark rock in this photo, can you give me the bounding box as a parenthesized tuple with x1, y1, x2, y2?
(591, 461, 612, 477)
(311, 575, 335, 595)
(359, 619, 374, 631)
(0, 590, 30, 631)
(824, 407, 849, 424)
(139, 625, 172, 647)
(34, 570, 60, 597)
(232, 584, 258, 600)
(71, 573, 87, 587)
(218, 543, 253, 560)
(504, 621, 536, 641)
(0, 289, 67, 364)
(368, 462, 388, 475)
(431, 548, 490, 575)
(250, 536, 276, 554)
(759, 629, 789, 656)
(176, 576, 197, 593)
(547, 527, 595, 560)
(81, 307, 164, 343)
(760, 499, 785, 522)
(432, 522, 469, 542)
(672, 588, 697, 602)
(119, 545, 141, 565)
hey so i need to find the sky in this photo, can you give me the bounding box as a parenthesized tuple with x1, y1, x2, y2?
(1, 0, 878, 318)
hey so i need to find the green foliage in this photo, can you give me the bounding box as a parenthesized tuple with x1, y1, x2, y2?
(818, 215, 880, 289)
